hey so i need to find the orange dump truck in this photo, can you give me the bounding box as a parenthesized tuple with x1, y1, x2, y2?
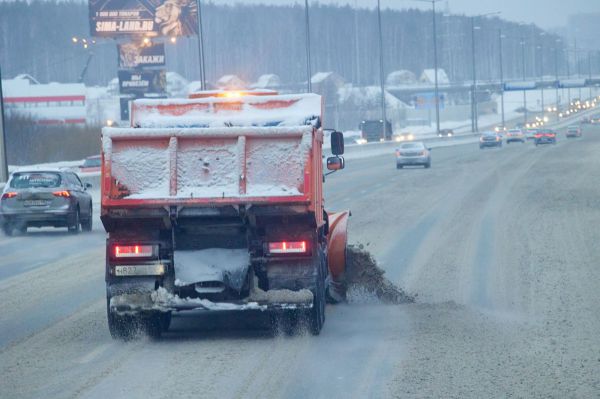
(101, 93, 349, 338)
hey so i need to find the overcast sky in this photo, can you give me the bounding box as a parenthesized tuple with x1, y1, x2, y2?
(226, 0, 599, 30)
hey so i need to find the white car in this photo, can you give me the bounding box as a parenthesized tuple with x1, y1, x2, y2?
(395, 142, 431, 169)
(506, 129, 525, 143)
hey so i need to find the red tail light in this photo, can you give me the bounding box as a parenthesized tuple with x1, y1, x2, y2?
(534, 134, 542, 138)
(268, 241, 308, 254)
(114, 245, 155, 258)
(1, 192, 18, 200)
(53, 191, 71, 197)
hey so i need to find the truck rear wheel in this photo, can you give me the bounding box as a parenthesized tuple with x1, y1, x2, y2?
(106, 298, 137, 340)
(307, 256, 326, 335)
(143, 313, 165, 339)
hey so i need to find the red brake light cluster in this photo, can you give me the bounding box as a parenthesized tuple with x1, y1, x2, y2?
(268, 241, 308, 254)
(114, 245, 155, 258)
(1, 192, 18, 200)
(53, 191, 71, 198)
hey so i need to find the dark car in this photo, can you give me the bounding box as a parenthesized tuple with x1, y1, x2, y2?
(566, 125, 582, 138)
(534, 130, 557, 146)
(79, 155, 101, 173)
(479, 131, 503, 149)
(438, 128, 454, 138)
(0, 169, 93, 235)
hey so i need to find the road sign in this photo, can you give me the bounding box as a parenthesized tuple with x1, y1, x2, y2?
(414, 92, 445, 110)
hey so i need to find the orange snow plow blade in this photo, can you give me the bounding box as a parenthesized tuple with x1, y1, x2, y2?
(327, 211, 350, 302)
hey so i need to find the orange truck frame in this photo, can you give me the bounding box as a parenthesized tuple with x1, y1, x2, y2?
(101, 93, 349, 339)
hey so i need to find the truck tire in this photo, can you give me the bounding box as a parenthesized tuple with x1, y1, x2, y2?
(106, 298, 136, 340)
(143, 313, 164, 339)
(308, 256, 326, 335)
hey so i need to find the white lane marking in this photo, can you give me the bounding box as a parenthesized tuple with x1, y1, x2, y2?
(77, 343, 112, 364)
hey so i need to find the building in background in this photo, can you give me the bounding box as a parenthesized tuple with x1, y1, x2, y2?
(2, 74, 86, 124)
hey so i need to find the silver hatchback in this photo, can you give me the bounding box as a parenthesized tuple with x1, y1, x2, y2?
(0, 169, 93, 235)
(395, 142, 431, 169)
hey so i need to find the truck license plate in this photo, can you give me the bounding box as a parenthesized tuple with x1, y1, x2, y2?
(114, 264, 165, 276)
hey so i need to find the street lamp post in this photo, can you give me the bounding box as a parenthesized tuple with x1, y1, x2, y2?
(499, 29, 505, 127)
(0, 66, 8, 182)
(431, 0, 440, 134)
(376, 0, 387, 140)
(537, 34, 545, 117)
(196, 0, 207, 90)
(304, 0, 312, 93)
(470, 17, 478, 132)
(588, 51, 593, 100)
(574, 39, 582, 100)
(470, 12, 500, 133)
(415, 0, 442, 134)
(521, 37, 527, 125)
(553, 46, 560, 120)
(566, 48, 571, 105)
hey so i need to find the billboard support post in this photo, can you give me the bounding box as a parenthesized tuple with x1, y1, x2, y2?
(0, 66, 8, 182)
(196, 0, 206, 91)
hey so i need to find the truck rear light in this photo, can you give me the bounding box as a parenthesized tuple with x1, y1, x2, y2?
(1, 192, 17, 200)
(53, 191, 71, 197)
(113, 245, 155, 258)
(268, 241, 308, 254)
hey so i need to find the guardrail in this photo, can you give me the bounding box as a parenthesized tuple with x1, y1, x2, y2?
(339, 106, 599, 160)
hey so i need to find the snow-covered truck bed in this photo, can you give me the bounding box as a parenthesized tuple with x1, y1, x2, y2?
(100, 93, 349, 339)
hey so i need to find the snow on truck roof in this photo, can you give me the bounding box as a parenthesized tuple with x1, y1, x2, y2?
(130, 93, 322, 129)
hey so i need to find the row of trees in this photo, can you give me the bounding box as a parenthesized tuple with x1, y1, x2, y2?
(0, 1, 591, 87)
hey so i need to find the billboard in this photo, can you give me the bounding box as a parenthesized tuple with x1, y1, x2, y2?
(89, 0, 198, 37)
(118, 42, 166, 68)
(118, 69, 166, 95)
(414, 93, 445, 110)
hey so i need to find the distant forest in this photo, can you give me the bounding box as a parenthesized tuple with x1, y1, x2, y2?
(0, 0, 582, 87)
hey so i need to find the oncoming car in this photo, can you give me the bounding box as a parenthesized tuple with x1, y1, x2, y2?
(438, 128, 454, 138)
(395, 142, 431, 169)
(479, 131, 503, 149)
(393, 132, 415, 142)
(566, 125, 582, 138)
(0, 169, 93, 236)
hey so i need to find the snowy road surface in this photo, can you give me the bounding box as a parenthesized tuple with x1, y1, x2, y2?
(1, 124, 600, 398)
